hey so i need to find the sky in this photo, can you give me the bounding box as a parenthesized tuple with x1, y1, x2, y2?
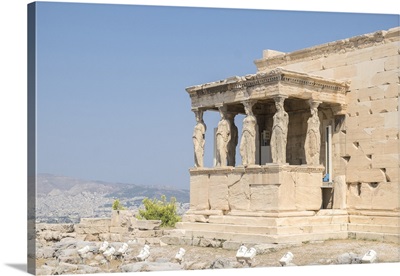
(34, 2, 399, 189)
(0, 2, 399, 276)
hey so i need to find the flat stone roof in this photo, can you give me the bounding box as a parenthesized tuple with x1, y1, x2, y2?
(254, 27, 400, 71)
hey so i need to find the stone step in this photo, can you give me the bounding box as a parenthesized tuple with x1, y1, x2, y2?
(348, 215, 400, 226)
(183, 229, 277, 244)
(183, 214, 349, 227)
(177, 222, 347, 235)
(210, 214, 349, 227)
(181, 229, 349, 245)
(348, 223, 400, 234)
(274, 231, 349, 244)
(349, 231, 400, 244)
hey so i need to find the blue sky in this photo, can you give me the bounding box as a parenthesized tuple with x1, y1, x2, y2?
(35, 2, 399, 189)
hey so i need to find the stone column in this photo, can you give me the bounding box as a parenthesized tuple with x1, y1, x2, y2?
(226, 112, 238, 167)
(215, 105, 231, 167)
(305, 100, 321, 165)
(270, 96, 289, 164)
(332, 175, 346, 209)
(239, 100, 258, 166)
(192, 109, 206, 168)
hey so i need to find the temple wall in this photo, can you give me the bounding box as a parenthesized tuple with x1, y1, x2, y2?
(255, 27, 399, 212)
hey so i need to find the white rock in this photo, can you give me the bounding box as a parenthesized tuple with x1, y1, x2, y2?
(279, 252, 294, 266)
(99, 241, 108, 252)
(103, 246, 115, 258)
(77, 245, 90, 255)
(136, 245, 150, 261)
(361, 250, 377, 263)
(243, 247, 256, 260)
(115, 243, 128, 255)
(175, 248, 186, 263)
(236, 245, 247, 262)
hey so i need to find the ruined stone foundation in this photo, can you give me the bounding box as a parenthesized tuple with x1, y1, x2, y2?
(170, 165, 351, 246)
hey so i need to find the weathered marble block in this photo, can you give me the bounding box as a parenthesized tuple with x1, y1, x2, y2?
(189, 165, 324, 214)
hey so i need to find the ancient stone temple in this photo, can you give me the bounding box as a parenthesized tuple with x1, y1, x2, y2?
(175, 27, 399, 246)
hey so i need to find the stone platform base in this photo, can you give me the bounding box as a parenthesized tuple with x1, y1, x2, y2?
(347, 210, 400, 244)
(161, 209, 400, 247)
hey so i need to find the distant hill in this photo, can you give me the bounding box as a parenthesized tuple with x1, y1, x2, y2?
(36, 173, 190, 202)
(35, 173, 190, 223)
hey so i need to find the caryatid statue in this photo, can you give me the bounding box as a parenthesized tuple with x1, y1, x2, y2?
(270, 96, 289, 164)
(192, 109, 206, 168)
(215, 106, 231, 167)
(226, 113, 238, 167)
(240, 101, 257, 166)
(305, 101, 321, 165)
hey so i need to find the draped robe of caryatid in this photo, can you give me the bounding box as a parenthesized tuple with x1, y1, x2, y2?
(305, 107, 321, 165)
(216, 113, 231, 167)
(271, 99, 289, 164)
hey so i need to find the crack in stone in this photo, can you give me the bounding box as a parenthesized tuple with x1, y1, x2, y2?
(227, 173, 244, 188)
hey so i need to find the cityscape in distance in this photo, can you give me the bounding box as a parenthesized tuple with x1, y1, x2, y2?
(36, 173, 190, 224)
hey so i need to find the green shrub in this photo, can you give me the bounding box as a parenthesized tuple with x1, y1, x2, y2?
(112, 199, 125, 210)
(137, 195, 181, 227)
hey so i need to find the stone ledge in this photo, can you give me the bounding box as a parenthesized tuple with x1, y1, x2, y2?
(204, 214, 348, 227)
(182, 214, 209, 223)
(349, 215, 400, 226)
(79, 218, 111, 227)
(349, 231, 400, 244)
(190, 164, 325, 175)
(170, 229, 351, 245)
(134, 219, 162, 230)
(348, 224, 400, 234)
(347, 210, 400, 217)
(186, 210, 224, 216)
(178, 221, 348, 235)
(316, 210, 348, 216)
(74, 225, 109, 235)
(228, 210, 316, 217)
(36, 223, 75, 233)
(109, 226, 130, 234)
(134, 230, 164, 238)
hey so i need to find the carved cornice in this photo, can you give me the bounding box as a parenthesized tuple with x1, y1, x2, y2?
(186, 68, 349, 99)
(190, 167, 236, 175)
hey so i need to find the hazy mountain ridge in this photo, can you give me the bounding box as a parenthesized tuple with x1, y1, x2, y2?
(37, 174, 121, 195)
(37, 173, 189, 201)
(36, 173, 190, 223)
